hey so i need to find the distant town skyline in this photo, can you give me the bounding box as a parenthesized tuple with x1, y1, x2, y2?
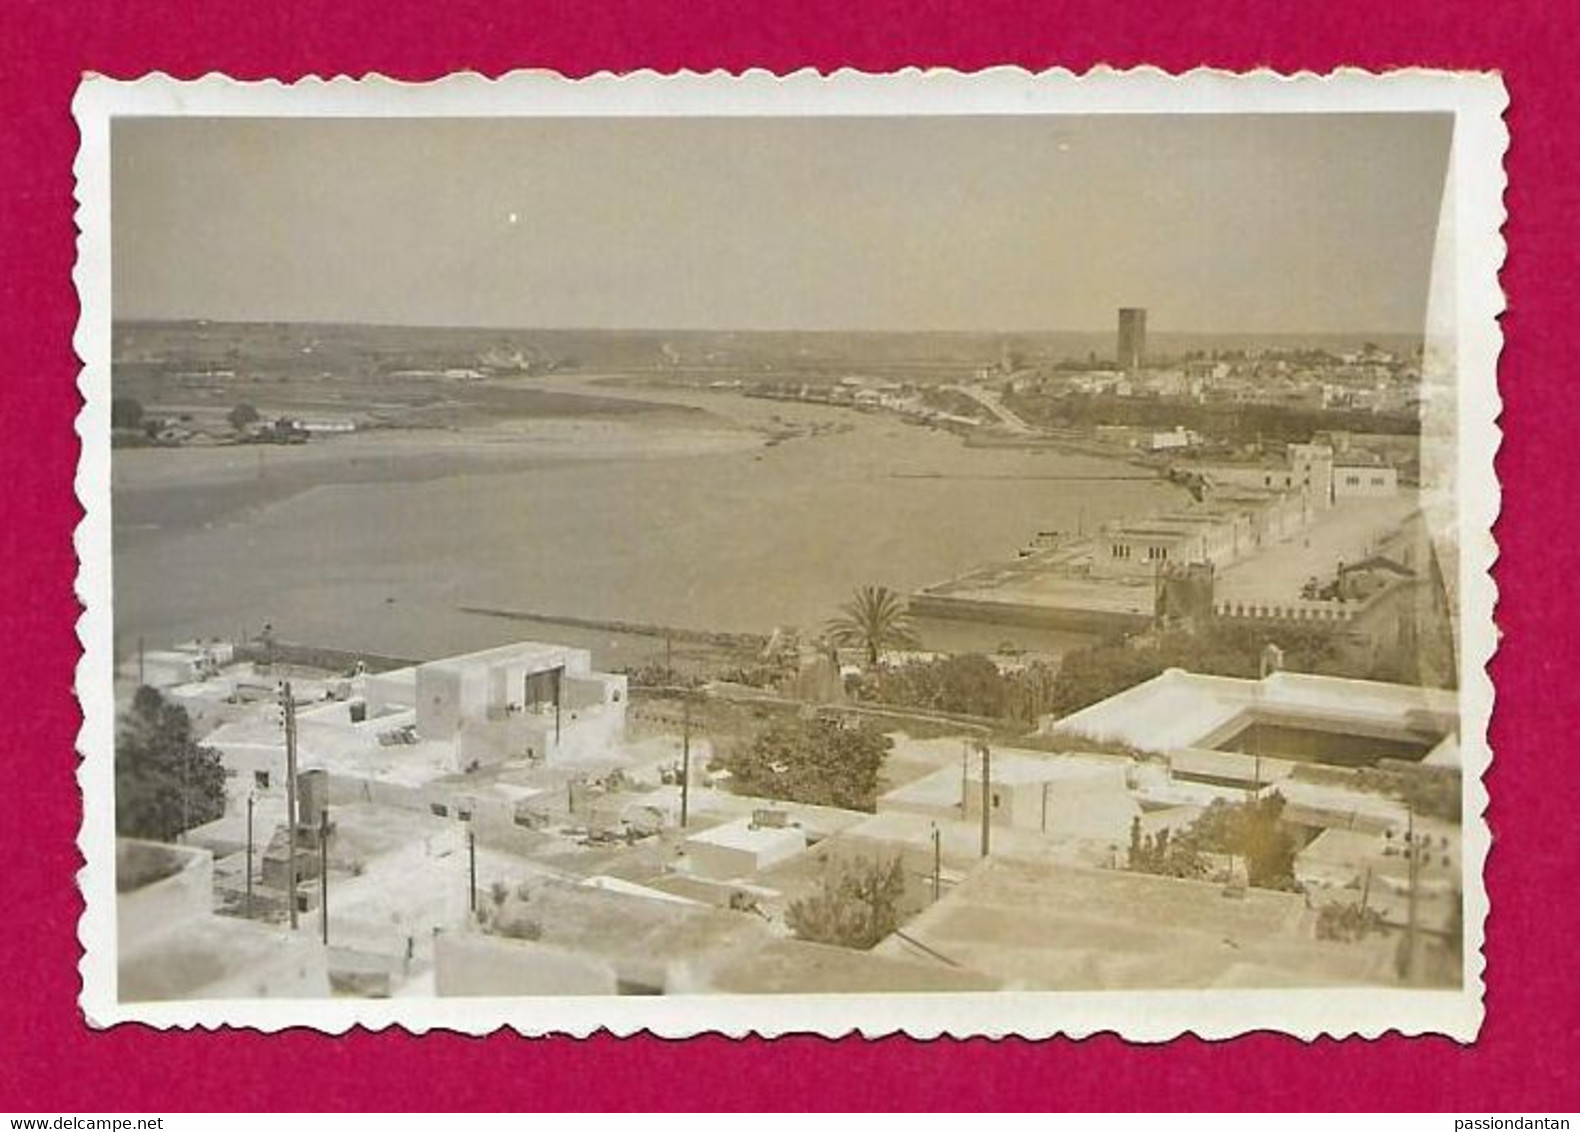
(113, 113, 1452, 335)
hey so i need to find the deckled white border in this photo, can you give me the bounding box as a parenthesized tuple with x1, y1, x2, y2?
(73, 67, 1506, 1040)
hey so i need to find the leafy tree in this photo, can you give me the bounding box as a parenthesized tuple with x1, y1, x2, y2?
(864, 653, 1003, 716)
(787, 855, 907, 949)
(1128, 793, 1298, 891)
(110, 397, 144, 430)
(227, 402, 261, 431)
(1048, 641, 1167, 716)
(826, 584, 919, 667)
(1127, 816, 1207, 879)
(115, 686, 227, 841)
(860, 653, 1060, 721)
(1190, 792, 1299, 890)
(918, 653, 1004, 716)
(725, 715, 891, 811)
(1316, 901, 1385, 942)
(1048, 624, 1351, 718)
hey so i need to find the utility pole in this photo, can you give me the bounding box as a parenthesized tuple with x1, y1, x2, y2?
(979, 740, 992, 858)
(319, 809, 329, 946)
(1249, 664, 1263, 805)
(245, 794, 255, 920)
(1404, 807, 1419, 983)
(179, 739, 190, 842)
(679, 694, 692, 829)
(959, 741, 969, 816)
(282, 680, 299, 931)
(467, 830, 477, 914)
(553, 666, 562, 745)
(932, 823, 942, 903)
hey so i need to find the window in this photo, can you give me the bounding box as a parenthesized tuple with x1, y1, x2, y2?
(254, 770, 270, 790)
(1371, 476, 1386, 486)
(991, 794, 1001, 809)
(1346, 475, 1361, 486)
(429, 802, 448, 818)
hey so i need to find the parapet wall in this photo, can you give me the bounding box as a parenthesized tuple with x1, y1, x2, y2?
(1212, 601, 1360, 625)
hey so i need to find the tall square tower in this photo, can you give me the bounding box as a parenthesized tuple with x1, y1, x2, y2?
(1117, 307, 1147, 371)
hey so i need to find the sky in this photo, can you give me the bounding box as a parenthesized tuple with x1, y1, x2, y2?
(112, 113, 1453, 334)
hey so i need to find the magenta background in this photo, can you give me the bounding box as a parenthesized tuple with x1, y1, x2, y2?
(0, 0, 1570, 1111)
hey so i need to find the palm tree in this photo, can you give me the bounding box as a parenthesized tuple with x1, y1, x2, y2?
(826, 584, 920, 667)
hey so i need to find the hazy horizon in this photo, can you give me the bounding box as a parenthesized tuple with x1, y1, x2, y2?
(113, 114, 1452, 336)
(110, 315, 1426, 342)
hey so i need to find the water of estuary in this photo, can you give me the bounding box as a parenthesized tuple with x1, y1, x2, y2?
(111, 378, 1184, 669)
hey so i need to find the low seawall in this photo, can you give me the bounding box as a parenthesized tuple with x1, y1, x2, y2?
(233, 640, 420, 674)
(459, 604, 767, 652)
(909, 592, 1151, 637)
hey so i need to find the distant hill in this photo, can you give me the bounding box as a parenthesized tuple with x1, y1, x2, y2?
(112, 319, 1425, 381)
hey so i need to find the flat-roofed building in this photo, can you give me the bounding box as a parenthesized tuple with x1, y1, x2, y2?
(1094, 520, 1204, 578)
(1094, 511, 1250, 580)
(459, 875, 775, 994)
(1091, 476, 1322, 582)
(875, 853, 1401, 990)
(1186, 441, 1404, 512)
(1044, 668, 1457, 768)
(368, 640, 627, 770)
(703, 938, 1001, 994)
(880, 748, 1138, 845)
(116, 840, 329, 1002)
(683, 816, 808, 881)
(1335, 462, 1400, 498)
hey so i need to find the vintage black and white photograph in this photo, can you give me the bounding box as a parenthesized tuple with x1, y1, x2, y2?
(74, 70, 1503, 1037)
